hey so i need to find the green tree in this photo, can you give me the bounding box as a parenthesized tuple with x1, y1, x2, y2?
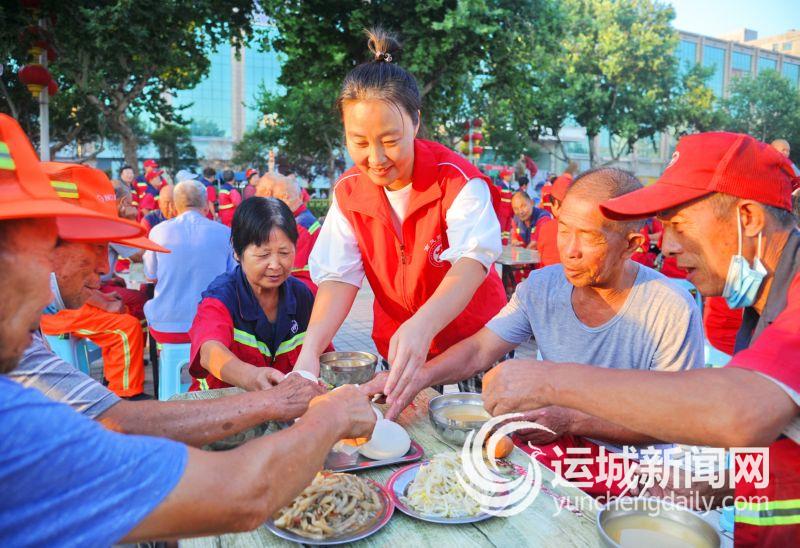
(721, 70, 800, 160)
(670, 64, 725, 136)
(0, 1, 257, 169)
(253, 0, 563, 177)
(149, 122, 199, 173)
(561, 0, 683, 166)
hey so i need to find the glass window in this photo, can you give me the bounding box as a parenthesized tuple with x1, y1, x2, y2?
(782, 62, 800, 88)
(731, 51, 752, 77)
(174, 47, 232, 138)
(758, 57, 777, 73)
(784, 42, 793, 51)
(702, 45, 726, 96)
(676, 40, 697, 73)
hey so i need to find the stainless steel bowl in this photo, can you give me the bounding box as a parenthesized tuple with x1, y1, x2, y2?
(319, 351, 378, 387)
(428, 392, 490, 445)
(597, 497, 721, 547)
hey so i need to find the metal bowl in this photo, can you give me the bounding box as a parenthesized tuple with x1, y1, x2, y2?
(428, 392, 491, 445)
(319, 351, 378, 387)
(597, 497, 721, 547)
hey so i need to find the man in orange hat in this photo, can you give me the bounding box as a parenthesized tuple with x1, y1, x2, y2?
(0, 113, 376, 544)
(34, 163, 162, 398)
(483, 132, 800, 546)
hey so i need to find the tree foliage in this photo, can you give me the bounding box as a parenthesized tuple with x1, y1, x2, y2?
(244, 0, 564, 177)
(149, 122, 199, 173)
(721, 70, 800, 162)
(0, 0, 257, 169)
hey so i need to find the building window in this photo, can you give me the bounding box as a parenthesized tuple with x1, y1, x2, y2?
(174, 47, 233, 138)
(702, 45, 726, 96)
(757, 57, 777, 73)
(784, 42, 793, 51)
(731, 51, 752, 77)
(676, 40, 697, 73)
(783, 62, 800, 88)
(243, 47, 283, 132)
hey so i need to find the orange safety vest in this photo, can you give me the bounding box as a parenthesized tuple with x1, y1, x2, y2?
(334, 139, 506, 360)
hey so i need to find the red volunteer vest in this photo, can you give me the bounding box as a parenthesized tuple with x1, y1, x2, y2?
(334, 139, 506, 359)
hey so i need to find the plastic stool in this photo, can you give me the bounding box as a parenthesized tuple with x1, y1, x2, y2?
(45, 334, 102, 376)
(157, 343, 191, 400)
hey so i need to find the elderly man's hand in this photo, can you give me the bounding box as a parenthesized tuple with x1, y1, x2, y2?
(266, 374, 327, 421)
(308, 385, 377, 440)
(482, 359, 552, 416)
(513, 406, 576, 445)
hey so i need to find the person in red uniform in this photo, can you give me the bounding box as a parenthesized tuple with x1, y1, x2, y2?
(483, 132, 800, 546)
(188, 197, 325, 391)
(496, 167, 515, 244)
(135, 160, 161, 201)
(217, 169, 242, 227)
(243, 168, 259, 200)
(255, 175, 319, 295)
(199, 166, 219, 214)
(293, 29, 506, 404)
(535, 171, 573, 266)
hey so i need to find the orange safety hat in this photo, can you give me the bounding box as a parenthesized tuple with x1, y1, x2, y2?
(41, 162, 169, 253)
(0, 114, 130, 230)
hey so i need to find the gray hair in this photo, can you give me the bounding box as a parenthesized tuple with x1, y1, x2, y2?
(709, 192, 796, 229)
(174, 180, 208, 212)
(567, 167, 646, 233)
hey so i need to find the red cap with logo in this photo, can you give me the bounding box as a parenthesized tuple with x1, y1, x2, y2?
(246, 168, 258, 180)
(42, 162, 169, 252)
(143, 159, 158, 169)
(550, 174, 574, 202)
(600, 132, 797, 220)
(500, 167, 514, 179)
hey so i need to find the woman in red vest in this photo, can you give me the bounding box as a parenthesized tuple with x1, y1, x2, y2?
(294, 29, 507, 404)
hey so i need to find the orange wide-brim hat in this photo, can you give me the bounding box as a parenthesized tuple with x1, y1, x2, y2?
(0, 114, 131, 231)
(41, 162, 169, 253)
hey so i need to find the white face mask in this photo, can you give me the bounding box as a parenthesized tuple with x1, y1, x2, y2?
(721, 209, 767, 309)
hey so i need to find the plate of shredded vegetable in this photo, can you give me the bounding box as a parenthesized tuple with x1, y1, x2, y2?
(266, 471, 394, 544)
(388, 453, 513, 524)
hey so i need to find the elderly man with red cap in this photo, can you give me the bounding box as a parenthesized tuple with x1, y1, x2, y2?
(496, 167, 515, 244)
(482, 132, 800, 546)
(0, 114, 376, 544)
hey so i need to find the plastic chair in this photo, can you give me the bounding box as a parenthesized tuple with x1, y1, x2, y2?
(45, 334, 102, 376)
(157, 342, 192, 400)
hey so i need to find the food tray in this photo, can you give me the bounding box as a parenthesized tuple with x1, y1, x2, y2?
(265, 477, 394, 545)
(324, 440, 424, 473)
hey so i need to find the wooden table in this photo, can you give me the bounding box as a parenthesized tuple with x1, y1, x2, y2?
(497, 246, 540, 300)
(174, 388, 599, 547)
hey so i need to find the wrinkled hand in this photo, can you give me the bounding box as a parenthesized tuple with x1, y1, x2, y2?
(513, 406, 575, 445)
(309, 384, 377, 440)
(385, 317, 434, 404)
(248, 367, 285, 391)
(482, 359, 551, 416)
(266, 374, 327, 421)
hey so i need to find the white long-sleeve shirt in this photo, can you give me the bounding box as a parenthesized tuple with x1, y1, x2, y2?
(310, 178, 502, 288)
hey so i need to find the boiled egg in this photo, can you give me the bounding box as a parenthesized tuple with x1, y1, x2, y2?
(358, 419, 411, 460)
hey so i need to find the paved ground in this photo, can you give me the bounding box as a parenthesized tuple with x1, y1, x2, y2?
(134, 268, 536, 397)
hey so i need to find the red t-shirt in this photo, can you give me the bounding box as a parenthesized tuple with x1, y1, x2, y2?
(536, 217, 561, 266)
(703, 296, 743, 356)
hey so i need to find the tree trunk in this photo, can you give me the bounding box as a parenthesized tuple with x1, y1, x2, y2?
(121, 132, 139, 172)
(588, 133, 599, 167)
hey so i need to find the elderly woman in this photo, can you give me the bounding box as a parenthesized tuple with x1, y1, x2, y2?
(188, 197, 321, 391)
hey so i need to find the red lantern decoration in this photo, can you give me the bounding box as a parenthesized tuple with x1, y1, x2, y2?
(20, 0, 42, 10)
(472, 146, 484, 155)
(18, 64, 51, 97)
(471, 131, 483, 142)
(47, 77, 58, 97)
(472, 118, 483, 128)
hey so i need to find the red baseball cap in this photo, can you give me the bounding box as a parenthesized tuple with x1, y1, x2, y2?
(0, 114, 123, 229)
(246, 168, 258, 179)
(551, 174, 573, 202)
(42, 162, 169, 252)
(500, 167, 514, 178)
(145, 169, 163, 182)
(143, 159, 158, 169)
(601, 132, 797, 220)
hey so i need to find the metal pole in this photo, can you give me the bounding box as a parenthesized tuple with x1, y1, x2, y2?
(38, 17, 50, 161)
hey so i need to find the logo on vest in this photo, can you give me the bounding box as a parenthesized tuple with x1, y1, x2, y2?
(290, 320, 299, 334)
(424, 235, 444, 267)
